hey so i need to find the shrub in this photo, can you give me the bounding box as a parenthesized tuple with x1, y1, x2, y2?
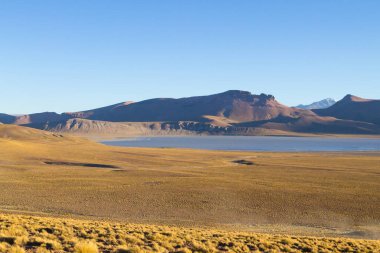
(36, 247, 51, 253)
(115, 245, 143, 253)
(0, 242, 9, 252)
(74, 241, 99, 253)
(7, 245, 25, 253)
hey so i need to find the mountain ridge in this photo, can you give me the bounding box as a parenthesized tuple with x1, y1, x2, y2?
(2, 90, 380, 136)
(64, 90, 296, 123)
(295, 98, 336, 110)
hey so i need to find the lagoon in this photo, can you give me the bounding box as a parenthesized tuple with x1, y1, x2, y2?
(102, 136, 380, 152)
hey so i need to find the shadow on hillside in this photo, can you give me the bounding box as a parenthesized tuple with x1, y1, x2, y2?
(44, 161, 119, 169)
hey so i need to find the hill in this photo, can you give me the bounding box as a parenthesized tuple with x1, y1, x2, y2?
(0, 113, 16, 124)
(65, 90, 301, 123)
(314, 95, 380, 125)
(0, 112, 70, 125)
(12, 112, 71, 125)
(236, 114, 380, 135)
(65, 101, 134, 119)
(1, 90, 303, 126)
(0, 124, 66, 141)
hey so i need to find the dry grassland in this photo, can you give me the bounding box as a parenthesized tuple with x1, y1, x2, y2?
(0, 125, 380, 248)
(0, 213, 379, 253)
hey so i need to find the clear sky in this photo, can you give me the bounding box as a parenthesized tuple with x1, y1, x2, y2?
(1, 0, 379, 114)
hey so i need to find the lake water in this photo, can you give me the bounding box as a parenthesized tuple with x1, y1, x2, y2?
(102, 136, 380, 152)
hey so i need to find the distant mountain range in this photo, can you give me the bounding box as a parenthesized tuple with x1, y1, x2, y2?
(295, 98, 336, 110)
(1, 90, 380, 137)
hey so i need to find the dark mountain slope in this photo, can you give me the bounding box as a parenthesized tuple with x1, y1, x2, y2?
(314, 95, 380, 125)
(0, 113, 16, 124)
(65, 101, 134, 119)
(235, 113, 380, 135)
(13, 112, 71, 125)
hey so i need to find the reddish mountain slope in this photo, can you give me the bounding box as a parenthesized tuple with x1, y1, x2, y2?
(70, 90, 302, 123)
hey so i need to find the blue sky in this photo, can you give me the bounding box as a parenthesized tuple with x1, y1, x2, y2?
(1, 0, 379, 114)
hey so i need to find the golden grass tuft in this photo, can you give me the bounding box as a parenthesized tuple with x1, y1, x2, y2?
(74, 241, 98, 253)
(7, 245, 26, 253)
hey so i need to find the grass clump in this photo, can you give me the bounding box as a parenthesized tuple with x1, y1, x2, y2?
(74, 241, 98, 253)
(8, 245, 26, 253)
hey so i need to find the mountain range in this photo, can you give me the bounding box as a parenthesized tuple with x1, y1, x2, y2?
(1, 90, 380, 137)
(295, 98, 336, 110)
